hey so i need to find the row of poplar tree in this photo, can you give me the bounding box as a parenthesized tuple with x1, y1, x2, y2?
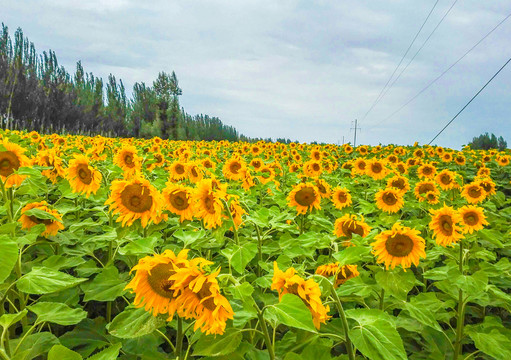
(0, 24, 247, 141)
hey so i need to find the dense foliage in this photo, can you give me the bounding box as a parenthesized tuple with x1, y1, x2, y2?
(469, 133, 507, 151)
(0, 24, 244, 141)
(0, 129, 510, 359)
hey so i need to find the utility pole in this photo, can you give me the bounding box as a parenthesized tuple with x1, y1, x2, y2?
(351, 119, 361, 147)
(342, 136, 344, 145)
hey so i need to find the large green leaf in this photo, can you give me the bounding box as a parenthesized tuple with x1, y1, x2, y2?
(192, 329, 243, 357)
(346, 309, 407, 360)
(59, 318, 110, 357)
(17, 267, 87, 294)
(0, 235, 18, 284)
(48, 345, 83, 360)
(108, 307, 166, 339)
(468, 330, 511, 360)
(10, 332, 59, 360)
(28, 302, 87, 325)
(222, 243, 258, 274)
(374, 269, 415, 301)
(0, 310, 28, 330)
(22, 208, 58, 221)
(81, 266, 126, 302)
(265, 294, 317, 333)
(333, 246, 371, 266)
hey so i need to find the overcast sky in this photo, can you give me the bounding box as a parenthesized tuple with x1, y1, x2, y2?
(2, 0, 510, 148)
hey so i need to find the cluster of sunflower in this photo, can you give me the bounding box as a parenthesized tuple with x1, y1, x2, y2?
(125, 249, 234, 335)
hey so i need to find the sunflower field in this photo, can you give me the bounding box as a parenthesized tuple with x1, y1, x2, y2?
(0, 129, 510, 360)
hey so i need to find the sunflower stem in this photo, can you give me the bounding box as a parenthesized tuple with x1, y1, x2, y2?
(175, 317, 184, 359)
(222, 199, 239, 246)
(453, 241, 466, 359)
(332, 287, 355, 360)
(0, 178, 13, 223)
(255, 225, 263, 278)
(379, 289, 385, 311)
(256, 310, 275, 360)
(299, 214, 305, 235)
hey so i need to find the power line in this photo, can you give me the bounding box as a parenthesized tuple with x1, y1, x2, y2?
(377, 0, 459, 105)
(428, 56, 511, 145)
(370, 12, 511, 130)
(360, 0, 440, 122)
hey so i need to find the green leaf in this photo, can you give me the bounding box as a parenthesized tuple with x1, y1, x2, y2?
(10, 332, 59, 360)
(222, 243, 258, 274)
(468, 330, 511, 360)
(333, 246, 371, 266)
(192, 329, 243, 357)
(22, 208, 58, 221)
(173, 228, 207, 247)
(28, 302, 87, 325)
(265, 294, 317, 333)
(17, 267, 87, 294)
(59, 318, 110, 357)
(118, 236, 161, 256)
(404, 300, 442, 331)
(0, 310, 28, 330)
(0, 235, 18, 284)
(346, 309, 407, 360)
(375, 270, 415, 301)
(48, 345, 83, 360)
(108, 307, 166, 339)
(82, 266, 126, 302)
(87, 343, 122, 360)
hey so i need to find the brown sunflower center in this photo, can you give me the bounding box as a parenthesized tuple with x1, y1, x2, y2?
(190, 167, 199, 178)
(422, 166, 433, 175)
(203, 194, 217, 214)
(175, 164, 185, 174)
(468, 186, 482, 199)
(418, 183, 435, 194)
(229, 161, 242, 174)
(357, 161, 366, 170)
(121, 184, 153, 213)
(0, 151, 20, 177)
(337, 192, 348, 203)
(169, 191, 189, 211)
(480, 182, 492, 193)
(439, 215, 453, 235)
(385, 233, 414, 257)
(382, 192, 397, 205)
(312, 163, 320, 172)
(391, 178, 405, 189)
(294, 187, 316, 206)
(76, 164, 93, 185)
(154, 154, 163, 163)
(124, 153, 134, 166)
(203, 160, 213, 168)
(28, 215, 53, 225)
(440, 174, 452, 185)
(341, 221, 364, 239)
(147, 263, 176, 299)
(371, 163, 382, 173)
(463, 212, 478, 226)
(197, 282, 216, 311)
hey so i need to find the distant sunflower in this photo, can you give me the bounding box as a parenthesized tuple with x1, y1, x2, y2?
(334, 214, 371, 242)
(425, 191, 440, 204)
(477, 177, 496, 196)
(497, 155, 510, 166)
(435, 169, 457, 190)
(168, 160, 188, 181)
(0, 140, 30, 187)
(375, 188, 404, 213)
(223, 157, 246, 181)
(114, 145, 140, 177)
(414, 181, 439, 202)
(272, 262, 330, 330)
(458, 205, 488, 234)
(454, 154, 466, 166)
(417, 163, 436, 179)
(287, 182, 321, 214)
(105, 176, 162, 228)
(331, 187, 352, 210)
(125, 249, 190, 319)
(67, 154, 102, 198)
(315, 178, 331, 198)
(366, 159, 388, 180)
(192, 179, 225, 229)
(352, 158, 367, 175)
(201, 157, 216, 172)
(303, 160, 322, 178)
(477, 167, 491, 178)
(257, 165, 275, 185)
(429, 205, 464, 247)
(187, 162, 203, 183)
(162, 183, 194, 222)
(19, 201, 64, 237)
(461, 182, 486, 204)
(371, 223, 426, 270)
(386, 175, 410, 195)
(393, 161, 408, 175)
(250, 157, 264, 170)
(316, 262, 359, 288)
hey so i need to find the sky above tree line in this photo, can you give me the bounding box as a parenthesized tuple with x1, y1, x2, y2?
(2, 0, 510, 148)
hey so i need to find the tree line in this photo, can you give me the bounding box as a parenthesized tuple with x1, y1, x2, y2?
(0, 24, 247, 141)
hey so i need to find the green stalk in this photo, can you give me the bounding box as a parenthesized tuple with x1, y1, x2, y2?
(332, 288, 355, 360)
(453, 241, 466, 359)
(222, 199, 239, 245)
(257, 310, 275, 360)
(175, 317, 184, 358)
(379, 289, 385, 311)
(255, 225, 263, 277)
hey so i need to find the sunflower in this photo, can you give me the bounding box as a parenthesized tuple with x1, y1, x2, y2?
(170, 262, 234, 335)
(366, 159, 388, 180)
(187, 162, 203, 183)
(435, 169, 457, 190)
(414, 181, 439, 202)
(458, 205, 488, 234)
(272, 262, 330, 330)
(227, 196, 246, 229)
(67, 154, 102, 198)
(331, 187, 352, 210)
(201, 157, 216, 172)
(192, 179, 225, 229)
(114, 145, 140, 177)
(250, 157, 264, 170)
(386, 175, 410, 195)
(162, 183, 194, 222)
(417, 163, 437, 179)
(315, 178, 331, 198)
(303, 160, 322, 178)
(257, 165, 275, 185)
(352, 158, 367, 175)
(34, 149, 65, 184)
(125, 249, 190, 319)
(393, 161, 408, 175)
(19, 201, 64, 237)
(287, 182, 321, 214)
(105, 176, 163, 228)
(334, 214, 371, 242)
(375, 188, 404, 213)
(497, 155, 510, 166)
(454, 154, 466, 166)
(371, 223, 426, 270)
(425, 191, 440, 204)
(461, 182, 486, 204)
(429, 205, 464, 247)
(316, 263, 359, 288)
(223, 157, 246, 181)
(0, 140, 30, 188)
(476, 167, 491, 178)
(168, 160, 188, 181)
(241, 169, 255, 190)
(477, 177, 496, 197)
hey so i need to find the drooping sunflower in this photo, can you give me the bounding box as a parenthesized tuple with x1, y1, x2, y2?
(414, 181, 439, 202)
(170, 262, 234, 335)
(192, 178, 225, 229)
(162, 183, 194, 222)
(223, 157, 246, 181)
(227, 197, 246, 229)
(241, 169, 255, 190)
(125, 249, 190, 319)
(386, 174, 410, 195)
(67, 154, 102, 198)
(287, 182, 321, 214)
(272, 262, 330, 330)
(375, 188, 404, 213)
(458, 205, 488, 234)
(19, 201, 64, 237)
(105, 176, 163, 228)
(429, 205, 464, 247)
(316, 263, 359, 288)
(334, 214, 371, 242)
(114, 145, 141, 177)
(0, 140, 30, 188)
(371, 223, 426, 270)
(435, 169, 457, 190)
(331, 187, 352, 210)
(461, 182, 486, 204)
(35, 149, 65, 184)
